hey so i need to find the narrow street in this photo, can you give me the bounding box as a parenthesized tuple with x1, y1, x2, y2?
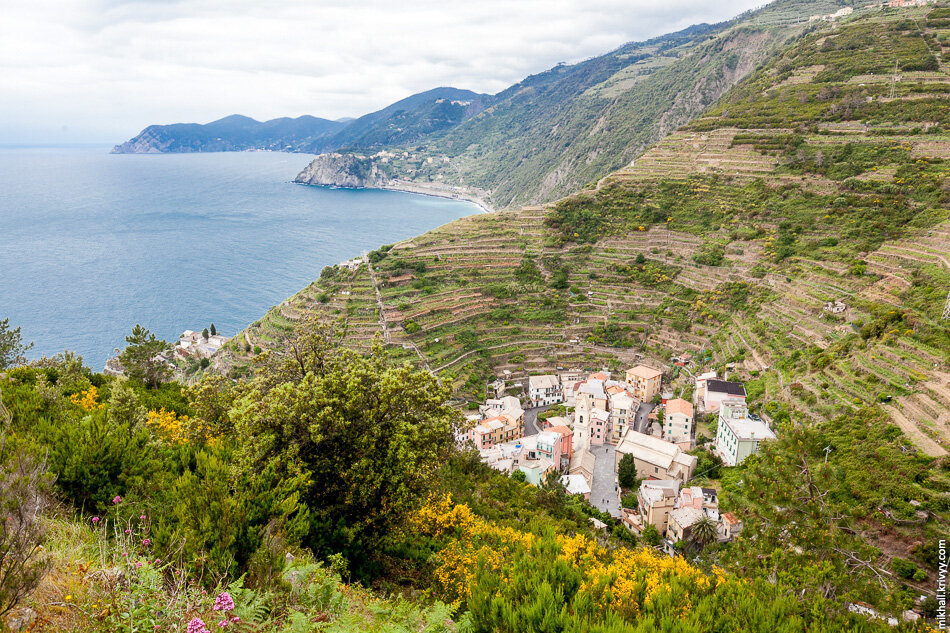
(523, 404, 552, 437)
(633, 401, 654, 434)
(590, 444, 621, 518)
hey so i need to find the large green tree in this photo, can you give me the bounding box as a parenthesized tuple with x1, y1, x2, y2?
(0, 319, 32, 370)
(231, 323, 459, 565)
(617, 452, 639, 490)
(118, 325, 172, 388)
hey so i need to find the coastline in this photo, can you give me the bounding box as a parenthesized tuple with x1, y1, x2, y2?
(380, 180, 495, 214)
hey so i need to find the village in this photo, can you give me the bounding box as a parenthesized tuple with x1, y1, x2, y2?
(464, 363, 776, 555)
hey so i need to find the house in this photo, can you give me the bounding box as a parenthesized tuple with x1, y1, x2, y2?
(560, 474, 591, 499)
(535, 430, 563, 466)
(470, 423, 495, 450)
(590, 408, 610, 446)
(479, 442, 522, 474)
(714, 399, 776, 466)
(518, 457, 556, 486)
(575, 380, 608, 420)
(528, 374, 562, 407)
(702, 379, 746, 413)
(559, 369, 585, 405)
(569, 449, 596, 487)
(637, 480, 680, 534)
(668, 506, 705, 543)
(180, 330, 201, 344)
(548, 424, 574, 465)
(664, 398, 694, 447)
(721, 512, 743, 540)
(614, 429, 697, 483)
(542, 415, 571, 430)
(626, 365, 663, 402)
(479, 396, 525, 440)
(608, 389, 638, 443)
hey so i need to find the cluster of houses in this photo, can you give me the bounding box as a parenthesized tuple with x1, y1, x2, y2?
(622, 479, 743, 552)
(467, 361, 779, 552)
(809, 6, 853, 21)
(171, 329, 229, 361)
(104, 327, 230, 375)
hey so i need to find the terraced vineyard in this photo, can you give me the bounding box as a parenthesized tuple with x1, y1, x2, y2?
(224, 4, 950, 454)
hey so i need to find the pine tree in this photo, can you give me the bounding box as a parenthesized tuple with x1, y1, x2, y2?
(210, 323, 217, 336)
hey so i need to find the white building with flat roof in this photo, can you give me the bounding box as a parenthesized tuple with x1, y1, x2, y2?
(714, 399, 776, 466)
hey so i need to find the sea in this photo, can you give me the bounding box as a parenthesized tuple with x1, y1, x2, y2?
(0, 146, 480, 371)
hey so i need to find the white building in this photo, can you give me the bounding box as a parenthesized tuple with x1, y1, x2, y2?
(702, 379, 746, 414)
(528, 374, 563, 407)
(714, 399, 776, 466)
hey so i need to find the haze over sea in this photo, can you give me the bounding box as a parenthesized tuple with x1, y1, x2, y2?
(0, 146, 479, 370)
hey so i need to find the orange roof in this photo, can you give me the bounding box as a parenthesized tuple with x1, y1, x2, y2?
(722, 512, 740, 524)
(590, 372, 608, 381)
(605, 384, 624, 395)
(628, 365, 662, 380)
(549, 425, 572, 437)
(665, 398, 693, 417)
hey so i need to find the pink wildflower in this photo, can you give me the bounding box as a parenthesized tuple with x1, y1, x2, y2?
(187, 618, 209, 633)
(135, 561, 144, 569)
(217, 621, 229, 629)
(140, 515, 146, 520)
(230, 616, 240, 623)
(91, 516, 99, 524)
(212, 592, 235, 612)
(143, 538, 151, 546)
(113, 496, 122, 504)
(125, 529, 131, 534)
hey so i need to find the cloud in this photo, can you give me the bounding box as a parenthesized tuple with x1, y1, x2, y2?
(0, 0, 766, 144)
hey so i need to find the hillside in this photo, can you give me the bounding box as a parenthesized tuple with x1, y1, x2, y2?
(225, 3, 950, 459)
(116, 1, 857, 205)
(294, 0, 871, 208)
(112, 87, 489, 155)
(111, 114, 345, 154)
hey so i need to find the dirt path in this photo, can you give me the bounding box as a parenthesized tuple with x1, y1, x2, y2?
(366, 262, 391, 345)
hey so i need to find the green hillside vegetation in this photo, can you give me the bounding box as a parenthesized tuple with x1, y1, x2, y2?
(3, 321, 944, 631)
(231, 2, 950, 444)
(11, 2, 950, 631)
(215, 3, 950, 596)
(309, 1, 871, 208)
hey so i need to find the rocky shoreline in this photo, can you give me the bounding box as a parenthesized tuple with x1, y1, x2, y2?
(381, 180, 494, 214)
(294, 152, 494, 213)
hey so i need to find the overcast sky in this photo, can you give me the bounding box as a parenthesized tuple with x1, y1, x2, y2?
(0, 0, 767, 144)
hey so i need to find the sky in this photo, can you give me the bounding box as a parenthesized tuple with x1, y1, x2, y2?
(0, 0, 767, 145)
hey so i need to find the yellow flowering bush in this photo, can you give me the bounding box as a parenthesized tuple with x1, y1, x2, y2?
(69, 386, 105, 411)
(146, 408, 189, 444)
(411, 495, 731, 621)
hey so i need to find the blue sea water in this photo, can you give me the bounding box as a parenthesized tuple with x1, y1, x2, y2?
(0, 146, 480, 370)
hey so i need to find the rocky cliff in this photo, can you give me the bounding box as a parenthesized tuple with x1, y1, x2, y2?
(294, 153, 389, 188)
